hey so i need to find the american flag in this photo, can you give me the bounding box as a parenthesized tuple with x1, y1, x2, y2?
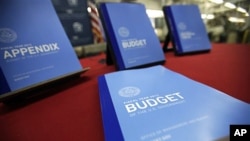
(88, 0, 105, 43)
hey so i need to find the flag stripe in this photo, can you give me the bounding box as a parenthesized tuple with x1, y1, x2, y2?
(88, 1, 104, 43)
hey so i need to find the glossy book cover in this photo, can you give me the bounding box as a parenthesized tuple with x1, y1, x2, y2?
(0, 0, 83, 95)
(98, 65, 250, 141)
(163, 5, 211, 54)
(99, 3, 165, 70)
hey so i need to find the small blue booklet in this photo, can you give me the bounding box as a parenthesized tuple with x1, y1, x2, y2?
(98, 65, 250, 141)
(99, 3, 165, 70)
(163, 5, 211, 54)
(0, 0, 87, 100)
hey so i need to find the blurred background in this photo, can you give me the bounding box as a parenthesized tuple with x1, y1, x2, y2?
(51, 0, 250, 57)
(100, 0, 250, 44)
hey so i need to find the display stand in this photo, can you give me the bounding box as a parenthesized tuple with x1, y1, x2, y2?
(105, 43, 114, 65)
(162, 33, 174, 52)
(1, 68, 89, 104)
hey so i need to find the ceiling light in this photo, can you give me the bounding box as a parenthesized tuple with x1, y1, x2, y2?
(228, 17, 245, 23)
(201, 14, 215, 20)
(207, 14, 215, 19)
(201, 14, 206, 19)
(236, 7, 247, 13)
(209, 0, 223, 4)
(224, 2, 236, 9)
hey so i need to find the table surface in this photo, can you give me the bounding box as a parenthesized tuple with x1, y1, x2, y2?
(0, 43, 249, 141)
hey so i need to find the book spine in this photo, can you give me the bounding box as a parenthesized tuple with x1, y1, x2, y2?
(165, 6, 183, 53)
(98, 76, 124, 140)
(99, 4, 125, 70)
(0, 67, 10, 95)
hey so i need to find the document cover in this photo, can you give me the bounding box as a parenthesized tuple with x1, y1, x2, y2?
(163, 5, 211, 54)
(99, 3, 165, 70)
(0, 0, 83, 96)
(98, 66, 250, 141)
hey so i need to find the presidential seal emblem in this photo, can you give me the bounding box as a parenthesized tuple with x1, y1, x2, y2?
(0, 28, 17, 43)
(177, 22, 187, 30)
(118, 27, 129, 37)
(119, 86, 141, 97)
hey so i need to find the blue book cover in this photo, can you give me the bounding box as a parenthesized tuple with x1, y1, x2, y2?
(163, 5, 211, 54)
(0, 0, 84, 96)
(51, 0, 88, 12)
(99, 3, 165, 70)
(58, 13, 94, 46)
(98, 65, 250, 141)
(51, 0, 94, 46)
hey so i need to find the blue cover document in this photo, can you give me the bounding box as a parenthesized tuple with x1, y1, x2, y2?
(98, 66, 250, 141)
(99, 3, 165, 70)
(163, 5, 211, 54)
(0, 0, 85, 98)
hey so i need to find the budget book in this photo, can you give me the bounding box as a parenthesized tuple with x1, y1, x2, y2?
(163, 4, 211, 54)
(98, 65, 250, 141)
(98, 3, 165, 70)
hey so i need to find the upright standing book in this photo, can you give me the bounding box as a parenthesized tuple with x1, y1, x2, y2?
(98, 65, 250, 141)
(0, 0, 88, 101)
(163, 4, 211, 54)
(98, 3, 165, 70)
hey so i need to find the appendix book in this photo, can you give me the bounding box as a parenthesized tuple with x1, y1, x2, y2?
(0, 0, 86, 99)
(98, 65, 250, 141)
(163, 4, 211, 54)
(99, 3, 165, 70)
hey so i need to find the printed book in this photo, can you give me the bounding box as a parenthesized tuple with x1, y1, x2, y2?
(0, 0, 87, 101)
(99, 3, 165, 70)
(98, 65, 250, 141)
(163, 4, 211, 54)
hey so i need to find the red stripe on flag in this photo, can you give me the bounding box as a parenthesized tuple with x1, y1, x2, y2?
(88, 1, 104, 43)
